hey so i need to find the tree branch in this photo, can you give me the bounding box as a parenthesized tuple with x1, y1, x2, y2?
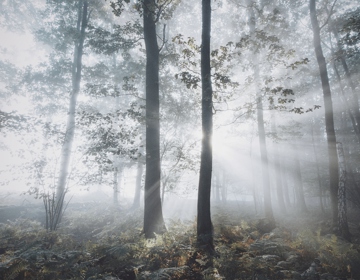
(158, 24, 167, 52)
(320, 0, 338, 30)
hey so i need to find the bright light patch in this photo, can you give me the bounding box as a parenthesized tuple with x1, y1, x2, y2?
(0, 29, 46, 67)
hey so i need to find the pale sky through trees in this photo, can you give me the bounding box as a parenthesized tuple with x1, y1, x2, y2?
(1, 1, 360, 278)
(0, 0, 359, 214)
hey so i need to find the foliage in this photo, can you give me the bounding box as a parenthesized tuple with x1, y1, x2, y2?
(293, 229, 360, 278)
(339, 7, 360, 57)
(0, 111, 30, 132)
(0, 204, 197, 279)
(87, 21, 143, 55)
(1, 203, 360, 279)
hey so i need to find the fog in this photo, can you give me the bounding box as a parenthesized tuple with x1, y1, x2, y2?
(1, 0, 360, 278)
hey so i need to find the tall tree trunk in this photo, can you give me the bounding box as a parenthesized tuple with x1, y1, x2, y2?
(328, 29, 360, 142)
(293, 142, 308, 212)
(215, 173, 220, 202)
(248, 0, 274, 222)
(113, 166, 123, 205)
(336, 142, 351, 241)
(311, 121, 325, 214)
(329, 18, 360, 131)
(143, 0, 165, 238)
(36, 119, 51, 195)
(250, 142, 259, 214)
(281, 160, 291, 208)
(161, 172, 167, 204)
(271, 114, 286, 213)
(197, 0, 214, 250)
(56, 0, 88, 211)
(132, 160, 143, 209)
(221, 170, 227, 203)
(113, 167, 119, 205)
(331, 60, 360, 142)
(274, 147, 286, 213)
(310, 0, 339, 226)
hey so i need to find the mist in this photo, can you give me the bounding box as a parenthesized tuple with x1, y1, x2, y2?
(1, 0, 360, 279)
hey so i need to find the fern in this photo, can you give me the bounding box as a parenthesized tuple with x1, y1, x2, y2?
(3, 258, 28, 280)
(290, 228, 360, 278)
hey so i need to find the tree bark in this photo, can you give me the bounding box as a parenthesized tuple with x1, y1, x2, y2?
(336, 142, 351, 241)
(143, 0, 165, 238)
(197, 0, 214, 251)
(56, 0, 88, 211)
(310, 0, 339, 226)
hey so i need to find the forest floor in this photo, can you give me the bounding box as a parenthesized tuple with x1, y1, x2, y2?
(0, 199, 360, 280)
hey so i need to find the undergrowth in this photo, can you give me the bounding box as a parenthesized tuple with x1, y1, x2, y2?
(293, 229, 360, 278)
(0, 203, 359, 279)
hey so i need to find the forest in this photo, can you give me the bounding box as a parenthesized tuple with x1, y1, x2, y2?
(0, 0, 360, 279)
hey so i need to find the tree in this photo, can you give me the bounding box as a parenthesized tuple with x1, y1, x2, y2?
(336, 142, 351, 241)
(0, 0, 41, 32)
(132, 157, 144, 209)
(292, 140, 308, 213)
(197, 0, 214, 251)
(20, 0, 93, 231)
(55, 0, 89, 224)
(309, 0, 339, 227)
(247, 0, 275, 223)
(143, 0, 166, 238)
(326, 6, 360, 143)
(270, 113, 286, 213)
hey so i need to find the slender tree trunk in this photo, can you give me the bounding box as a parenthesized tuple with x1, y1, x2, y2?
(339, 110, 359, 210)
(293, 142, 308, 212)
(132, 160, 143, 209)
(215, 174, 220, 202)
(336, 142, 351, 241)
(274, 146, 286, 213)
(197, 0, 214, 250)
(56, 0, 88, 210)
(161, 172, 167, 203)
(271, 114, 286, 213)
(143, 0, 165, 238)
(311, 121, 325, 214)
(36, 119, 51, 195)
(248, 0, 274, 222)
(310, 0, 339, 226)
(250, 142, 259, 214)
(329, 20, 360, 131)
(331, 60, 360, 141)
(328, 30, 360, 142)
(281, 160, 291, 208)
(221, 170, 227, 203)
(113, 166, 123, 205)
(113, 167, 118, 205)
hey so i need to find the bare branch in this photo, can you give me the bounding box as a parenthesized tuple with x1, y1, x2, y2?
(158, 24, 167, 52)
(320, 0, 338, 30)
